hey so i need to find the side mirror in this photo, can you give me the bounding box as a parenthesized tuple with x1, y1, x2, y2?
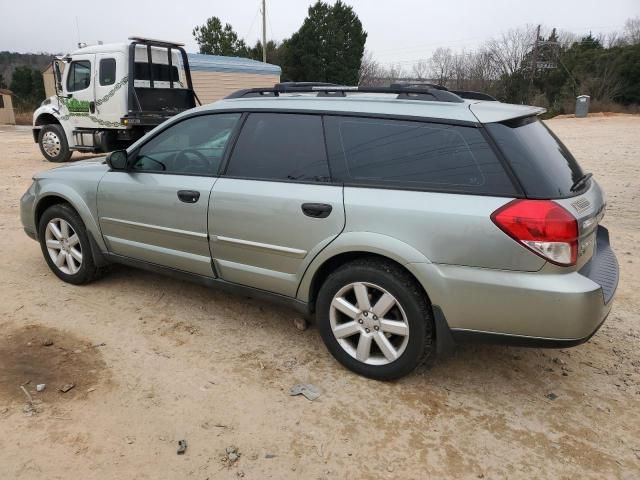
(53, 60, 64, 95)
(106, 150, 128, 170)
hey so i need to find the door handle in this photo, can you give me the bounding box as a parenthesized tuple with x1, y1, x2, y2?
(301, 203, 332, 218)
(89, 101, 96, 114)
(177, 190, 200, 203)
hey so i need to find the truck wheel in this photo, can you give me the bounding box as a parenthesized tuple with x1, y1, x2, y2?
(316, 258, 435, 380)
(38, 124, 72, 162)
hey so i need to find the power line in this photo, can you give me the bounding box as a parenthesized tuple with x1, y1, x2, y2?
(262, 0, 267, 62)
(243, 4, 261, 43)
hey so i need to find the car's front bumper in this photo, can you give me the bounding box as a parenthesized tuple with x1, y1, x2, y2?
(20, 182, 37, 240)
(410, 226, 619, 346)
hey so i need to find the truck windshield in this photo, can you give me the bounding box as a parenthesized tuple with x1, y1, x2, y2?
(486, 116, 587, 198)
(133, 46, 187, 89)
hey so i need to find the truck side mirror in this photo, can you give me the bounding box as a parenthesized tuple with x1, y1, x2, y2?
(106, 150, 128, 170)
(53, 61, 63, 95)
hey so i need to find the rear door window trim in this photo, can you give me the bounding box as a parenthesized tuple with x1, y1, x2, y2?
(221, 112, 334, 184)
(324, 114, 523, 197)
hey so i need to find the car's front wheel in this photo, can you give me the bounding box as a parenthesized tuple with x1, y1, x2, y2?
(38, 204, 100, 284)
(316, 258, 434, 380)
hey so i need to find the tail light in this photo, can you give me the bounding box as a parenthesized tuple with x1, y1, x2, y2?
(491, 199, 578, 266)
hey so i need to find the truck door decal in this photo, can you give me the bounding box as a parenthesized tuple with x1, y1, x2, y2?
(58, 75, 129, 127)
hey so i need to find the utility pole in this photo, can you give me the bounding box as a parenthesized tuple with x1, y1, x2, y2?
(528, 24, 541, 101)
(262, 0, 267, 63)
(530, 24, 541, 82)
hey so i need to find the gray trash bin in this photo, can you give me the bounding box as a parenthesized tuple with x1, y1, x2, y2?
(575, 95, 590, 118)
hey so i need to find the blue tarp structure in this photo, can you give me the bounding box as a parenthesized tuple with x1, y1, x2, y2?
(187, 53, 281, 76)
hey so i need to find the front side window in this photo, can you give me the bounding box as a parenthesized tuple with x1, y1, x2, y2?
(0, 96, 4, 109)
(132, 113, 241, 175)
(99, 58, 116, 86)
(325, 116, 517, 195)
(226, 113, 330, 182)
(66, 60, 92, 92)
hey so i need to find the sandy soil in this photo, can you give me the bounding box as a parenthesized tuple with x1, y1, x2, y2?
(0, 117, 639, 479)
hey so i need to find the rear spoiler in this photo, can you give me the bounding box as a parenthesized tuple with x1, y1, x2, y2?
(469, 102, 546, 123)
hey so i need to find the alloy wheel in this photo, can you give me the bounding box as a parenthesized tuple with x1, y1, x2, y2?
(329, 282, 410, 366)
(45, 218, 82, 275)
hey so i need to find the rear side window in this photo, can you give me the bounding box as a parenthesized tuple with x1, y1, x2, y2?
(324, 116, 517, 195)
(66, 60, 91, 92)
(99, 58, 116, 86)
(486, 116, 585, 198)
(226, 113, 330, 182)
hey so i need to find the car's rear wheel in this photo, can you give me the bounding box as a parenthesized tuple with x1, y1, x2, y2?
(38, 124, 72, 163)
(38, 204, 100, 284)
(316, 258, 434, 380)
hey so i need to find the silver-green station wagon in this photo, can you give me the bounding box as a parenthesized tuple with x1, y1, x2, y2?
(20, 84, 619, 379)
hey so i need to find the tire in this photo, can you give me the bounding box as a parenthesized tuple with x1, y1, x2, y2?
(316, 258, 435, 380)
(38, 204, 100, 285)
(38, 124, 72, 162)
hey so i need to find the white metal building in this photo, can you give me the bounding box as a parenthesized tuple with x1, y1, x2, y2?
(186, 53, 281, 104)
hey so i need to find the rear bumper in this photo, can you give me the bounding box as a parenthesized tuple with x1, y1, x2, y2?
(410, 226, 618, 347)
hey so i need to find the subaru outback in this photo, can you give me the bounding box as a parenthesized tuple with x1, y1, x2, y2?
(20, 84, 619, 380)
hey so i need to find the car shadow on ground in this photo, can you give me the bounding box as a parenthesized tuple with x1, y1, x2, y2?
(95, 263, 586, 398)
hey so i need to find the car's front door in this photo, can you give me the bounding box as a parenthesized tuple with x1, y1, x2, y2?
(97, 113, 242, 276)
(209, 113, 345, 297)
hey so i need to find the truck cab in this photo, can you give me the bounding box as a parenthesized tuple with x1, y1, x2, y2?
(33, 37, 197, 162)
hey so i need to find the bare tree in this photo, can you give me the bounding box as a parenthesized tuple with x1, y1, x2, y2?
(412, 59, 430, 80)
(556, 30, 579, 48)
(359, 50, 386, 86)
(485, 26, 536, 76)
(624, 17, 640, 44)
(451, 51, 470, 89)
(605, 31, 627, 48)
(430, 47, 454, 86)
(385, 63, 406, 82)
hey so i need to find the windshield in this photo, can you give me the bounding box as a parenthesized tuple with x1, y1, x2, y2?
(486, 116, 586, 198)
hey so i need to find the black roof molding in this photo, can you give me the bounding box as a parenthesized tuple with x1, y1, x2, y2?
(450, 90, 498, 101)
(391, 82, 497, 102)
(225, 84, 465, 103)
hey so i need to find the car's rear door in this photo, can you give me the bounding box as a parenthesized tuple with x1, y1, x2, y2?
(97, 113, 241, 276)
(209, 112, 345, 297)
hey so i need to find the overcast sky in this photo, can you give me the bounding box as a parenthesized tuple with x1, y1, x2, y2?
(2, 0, 639, 66)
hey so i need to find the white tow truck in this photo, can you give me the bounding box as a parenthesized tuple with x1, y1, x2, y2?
(33, 37, 199, 162)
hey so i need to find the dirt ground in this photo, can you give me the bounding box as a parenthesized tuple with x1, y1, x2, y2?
(0, 117, 639, 480)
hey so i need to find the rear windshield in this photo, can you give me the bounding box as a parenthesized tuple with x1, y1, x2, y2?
(486, 116, 586, 198)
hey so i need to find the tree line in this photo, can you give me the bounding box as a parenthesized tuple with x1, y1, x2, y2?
(2, 4, 638, 116)
(359, 18, 640, 114)
(0, 52, 50, 111)
(193, 0, 367, 85)
(195, 8, 640, 114)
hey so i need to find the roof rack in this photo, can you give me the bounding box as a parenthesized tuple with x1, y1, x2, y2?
(274, 82, 340, 89)
(450, 90, 498, 101)
(391, 82, 497, 102)
(390, 82, 448, 91)
(225, 84, 465, 103)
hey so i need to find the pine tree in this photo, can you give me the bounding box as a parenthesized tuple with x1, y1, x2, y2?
(283, 1, 367, 84)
